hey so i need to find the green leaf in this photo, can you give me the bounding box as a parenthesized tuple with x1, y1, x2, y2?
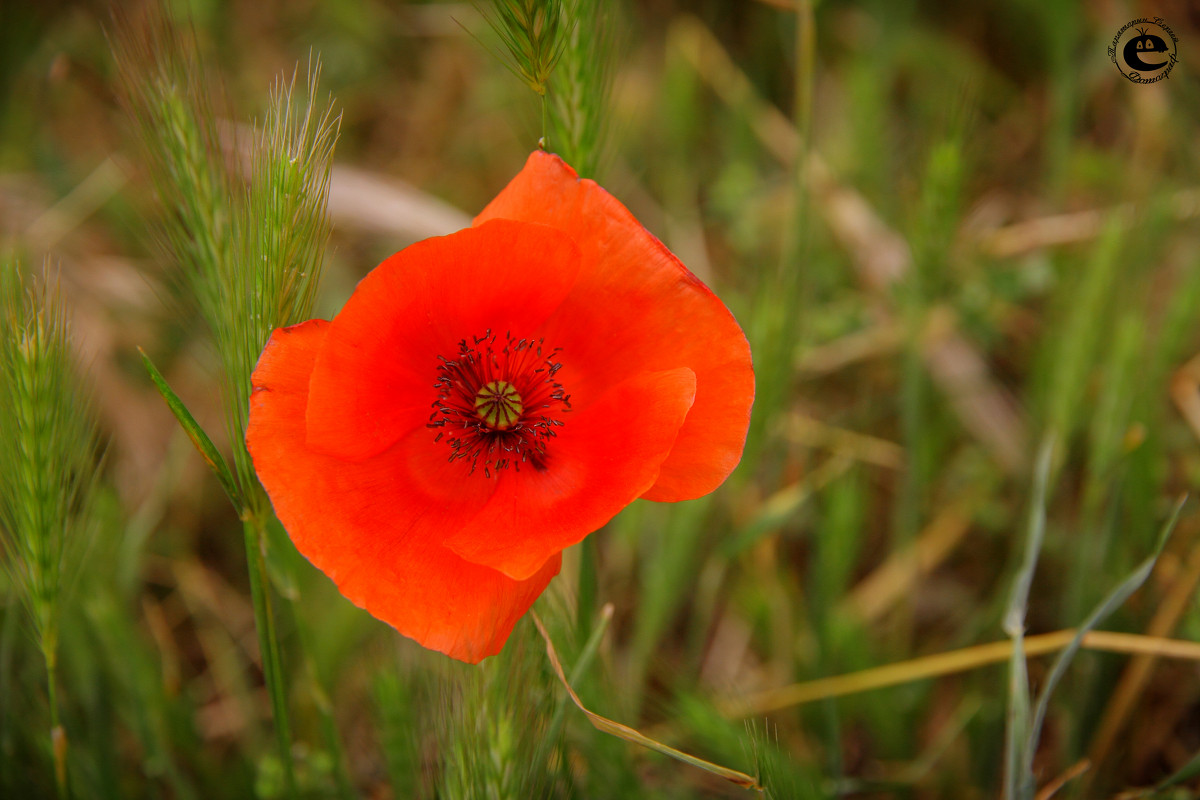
(138, 347, 245, 515)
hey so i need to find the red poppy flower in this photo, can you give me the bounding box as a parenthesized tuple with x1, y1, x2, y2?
(246, 152, 753, 662)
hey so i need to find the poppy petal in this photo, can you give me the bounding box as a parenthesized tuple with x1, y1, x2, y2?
(443, 367, 697, 580)
(638, 358, 752, 502)
(247, 319, 561, 663)
(304, 219, 583, 462)
(475, 152, 753, 502)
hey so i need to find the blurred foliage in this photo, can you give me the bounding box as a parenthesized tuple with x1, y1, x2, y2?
(0, 0, 1199, 798)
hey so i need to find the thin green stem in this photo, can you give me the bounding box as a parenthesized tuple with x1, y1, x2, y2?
(794, 0, 814, 161)
(288, 584, 355, 800)
(540, 92, 549, 149)
(576, 537, 598, 640)
(790, 0, 814, 344)
(43, 636, 66, 800)
(316, 695, 355, 800)
(243, 512, 296, 799)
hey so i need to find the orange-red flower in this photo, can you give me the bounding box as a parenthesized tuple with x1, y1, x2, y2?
(246, 152, 753, 662)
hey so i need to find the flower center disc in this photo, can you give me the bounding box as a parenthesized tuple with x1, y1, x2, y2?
(428, 331, 570, 477)
(474, 380, 523, 429)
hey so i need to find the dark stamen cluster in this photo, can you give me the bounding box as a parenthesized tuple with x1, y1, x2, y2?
(428, 330, 570, 477)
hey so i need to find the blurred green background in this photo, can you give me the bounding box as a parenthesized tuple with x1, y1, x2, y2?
(2, 0, 1200, 797)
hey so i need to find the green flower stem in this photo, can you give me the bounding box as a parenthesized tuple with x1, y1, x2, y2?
(575, 537, 598, 639)
(243, 511, 296, 799)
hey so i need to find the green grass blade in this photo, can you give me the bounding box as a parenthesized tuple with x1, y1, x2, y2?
(138, 348, 245, 516)
(1023, 495, 1186, 784)
(1157, 748, 1200, 791)
(1003, 438, 1054, 800)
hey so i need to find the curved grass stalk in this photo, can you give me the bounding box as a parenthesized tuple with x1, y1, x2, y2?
(532, 611, 761, 791)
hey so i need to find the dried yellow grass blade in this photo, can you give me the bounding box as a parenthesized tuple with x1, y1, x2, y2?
(784, 412, 905, 470)
(1034, 758, 1090, 800)
(1171, 352, 1200, 443)
(531, 612, 761, 790)
(842, 492, 979, 623)
(722, 630, 1200, 718)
